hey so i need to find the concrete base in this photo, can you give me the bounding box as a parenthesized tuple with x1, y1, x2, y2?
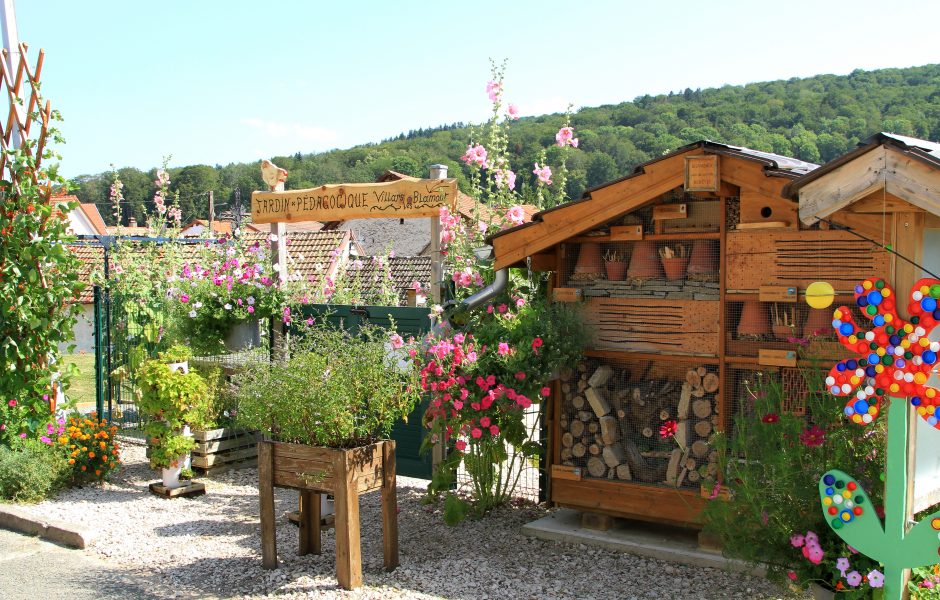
(0, 505, 95, 549)
(521, 509, 765, 577)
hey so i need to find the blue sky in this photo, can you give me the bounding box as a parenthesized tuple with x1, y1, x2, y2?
(17, 0, 940, 178)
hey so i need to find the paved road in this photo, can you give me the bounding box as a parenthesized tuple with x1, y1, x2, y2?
(0, 528, 147, 600)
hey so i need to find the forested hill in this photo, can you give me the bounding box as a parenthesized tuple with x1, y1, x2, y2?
(73, 63, 940, 226)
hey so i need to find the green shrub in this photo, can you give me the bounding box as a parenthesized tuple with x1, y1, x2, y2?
(0, 440, 70, 502)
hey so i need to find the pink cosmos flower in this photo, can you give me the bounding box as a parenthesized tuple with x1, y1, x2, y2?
(455, 440, 467, 452)
(533, 163, 552, 185)
(540, 387, 551, 397)
(497, 342, 510, 356)
(507, 103, 520, 120)
(799, 425, 826, 447)
(506, 205, 525, 225)
(389, 334, 404, 350)
(179, 294, 190, 303)
(471, 428, 483, 439)
(40, 435, 51, 444)
(805, 531, 818, 545)
(19, 432, 26, 438)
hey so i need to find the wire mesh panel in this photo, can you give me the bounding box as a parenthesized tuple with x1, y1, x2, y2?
(556, 357, 719, 490)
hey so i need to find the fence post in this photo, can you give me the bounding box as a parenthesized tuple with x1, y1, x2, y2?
(93, 285, 104, 419)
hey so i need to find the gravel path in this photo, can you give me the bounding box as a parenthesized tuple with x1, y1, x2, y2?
(12, 441, 799, 599)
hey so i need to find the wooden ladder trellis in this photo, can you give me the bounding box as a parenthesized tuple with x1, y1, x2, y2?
(0, 42, 53, 196)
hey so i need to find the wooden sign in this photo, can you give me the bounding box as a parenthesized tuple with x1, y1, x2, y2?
(610, 225, 644, 241)
(684, 155, 719, 192)
(251, 178, 458, 224)
(552, 287, 583, 303)
(759, 285, 798, 303)
(652, 204, 687, 220)
(551, 464, 582, 481)
(758, 349, 797, 367)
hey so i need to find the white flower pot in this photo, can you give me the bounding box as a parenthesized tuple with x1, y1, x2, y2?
(321, 494, 335, 517)
(167, 360, 189, 374)
(162, 464, 183, 489)
(224, 319, 261, 352)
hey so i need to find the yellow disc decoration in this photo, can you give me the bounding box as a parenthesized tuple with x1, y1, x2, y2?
(806, 281, 835, 309)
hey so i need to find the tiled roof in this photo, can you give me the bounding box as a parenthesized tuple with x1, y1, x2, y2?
(244, 221, 324, 234)
(182, 219, 232, 236)
(344, 255, 432, 305)
(67, 244, 104, 304)
(245, 229, 350, 285)
(78, 204, 108, 235)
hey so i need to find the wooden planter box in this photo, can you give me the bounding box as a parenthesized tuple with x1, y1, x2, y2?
(258, 439, 398, 590)
(192, 428, 261, 474)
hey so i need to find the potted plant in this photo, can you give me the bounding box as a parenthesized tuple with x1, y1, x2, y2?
(659, 243, 690, 281)
(137, 345, 213, 489)
(170, 236, 286, 354)
(233, 324, 421, 590)
(771, 303, 796, 341)
(602, 248, 628, 281)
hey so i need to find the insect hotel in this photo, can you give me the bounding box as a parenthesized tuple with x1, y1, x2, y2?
(490, 135, 940, 529)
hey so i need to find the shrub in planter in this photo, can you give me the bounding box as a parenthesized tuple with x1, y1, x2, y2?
(0, 440, 70, 502)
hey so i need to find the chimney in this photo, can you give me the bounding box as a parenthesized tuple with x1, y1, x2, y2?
(429, 164, 448, 180)
(128, 217, 137, 228)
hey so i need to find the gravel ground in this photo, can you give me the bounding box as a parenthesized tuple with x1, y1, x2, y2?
(13, 441, 799, 599)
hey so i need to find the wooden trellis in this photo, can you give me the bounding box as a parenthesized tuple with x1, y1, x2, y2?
(0, 42, 52, 195)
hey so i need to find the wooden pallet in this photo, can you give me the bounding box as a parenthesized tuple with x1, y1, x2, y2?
(149, 481, 206, 498)
(192, 428, 261, 474)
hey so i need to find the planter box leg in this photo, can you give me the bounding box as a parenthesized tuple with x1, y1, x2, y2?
(299, 490, 321, 556)
(333, 453, 362, 590)
(258, 442, 277, 569)
(381, 440, 399, 571)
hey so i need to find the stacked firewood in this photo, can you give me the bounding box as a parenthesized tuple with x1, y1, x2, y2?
(558, 362, 719, 488)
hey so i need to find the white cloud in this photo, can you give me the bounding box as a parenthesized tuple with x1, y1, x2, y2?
(240, 117, 340, 145)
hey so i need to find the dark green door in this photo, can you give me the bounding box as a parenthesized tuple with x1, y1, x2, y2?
(294, 304, 433, 479)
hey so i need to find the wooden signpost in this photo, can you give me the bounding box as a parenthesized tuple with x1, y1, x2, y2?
(251, 178, 458, 224)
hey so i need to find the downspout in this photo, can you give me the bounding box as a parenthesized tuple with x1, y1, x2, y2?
(458, 267, 508, 312)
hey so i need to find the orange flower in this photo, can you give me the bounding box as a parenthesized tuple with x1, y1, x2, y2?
(95, 470, 101, 476)
(88, 452, 95, 458)
(80, 466, 86, 471)
(68, 459, 75, 465)
(99, 441, 106, 449)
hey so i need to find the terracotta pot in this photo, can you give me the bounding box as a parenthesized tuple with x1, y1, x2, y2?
(574, 242, 604, 276)
(737, 301, 770, 336)
(803, 308, 834, 339)
(772, 324, 793, 341)
(627, 241, 664, 280)
(604, 260, 628, 281)
(686, 239, 719, 279)
(661, 256, 690, 281)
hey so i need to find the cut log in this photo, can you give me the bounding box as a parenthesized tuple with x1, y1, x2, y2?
(665, 449, 682, 485)
(696, 366, 708, 377)
(621, 436, 654, 482)
(711, 414, 721, 428)
(631, 388, 644, 405)
(560, 448, 573, 461)
(641, 450, 673, 459)
(587, 456, 607, 478)
(572, 395, 586, 410)
(685, 457, 698, 471)
(675, 420, 689, 448)
(562, 382, 572, 395)
(616, 464, 632, 480)
(659, 409, 670, 421)
(588, 365, 614, 388)
(585, 387, 611, 418)
(577, 410, 593, 422)
(599, 416, 620, 445)
(617, 409, 627, 419)
(562, 432, 575, 448)
(577, 379, 589, 393)
(569, 420, 585, 438)
(677, 383, 692, 420)
(578, 362, 589, 373)
(572, 443, 586, 458)
(588, 421, 599, 434)
(688, 469, 701, 483)
(692, 399, 712, 419)
(560, 367, 574, 381)
(642, 427, 653, 438)
(703, 372, 720, 393)
(708, 450, 718, 463)
(589, 443, 601, 456)
(686, 369, 702, 388)
(603, 443, 627, 468)
(691, 385, 706, 398)
(695, 420, 713, 438)
(706, 462, 719, 477)
(691, 440, 709, 458)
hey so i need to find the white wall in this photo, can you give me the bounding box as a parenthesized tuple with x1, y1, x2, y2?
(63, 303, 95, 354)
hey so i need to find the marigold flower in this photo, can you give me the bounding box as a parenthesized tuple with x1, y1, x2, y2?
(88, 452, 95, 458)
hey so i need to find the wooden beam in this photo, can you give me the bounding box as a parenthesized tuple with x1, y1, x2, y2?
(528, 251, 556, 272)
(718, 155, 792, 198)
(798, 148, 887, 224)
(849, 190, 925, 213)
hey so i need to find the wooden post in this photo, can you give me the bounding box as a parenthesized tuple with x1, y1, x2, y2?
(207, 190, 214, 237)
(381, 440, 399, 571)
(299, 490, 321, 556)
(332, 450, 362, 590)
(258, 441, 277, 569)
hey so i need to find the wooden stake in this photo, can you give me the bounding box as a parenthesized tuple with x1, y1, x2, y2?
(259, 442, 277, 570)
(333, 451, 362, 590)
(381, 440, 399, 572)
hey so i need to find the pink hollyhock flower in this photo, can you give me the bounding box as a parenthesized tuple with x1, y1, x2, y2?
(480, 416, 491, 428)
(471, 428, 483, 439)
(506, 205, 525, 225)
(540, 387, 551, 397)
(489, 425, 500, 436)
(555, 126, 578, 148)
(867, 570, 884, 588)
(495, 169, 517, 191)
(455, 440, 467, 452)
(845, 571, 862, 587)
(507, 103, 520, 119)
(790, 533, 805, 548)
(478, 221, 488, 234)
(515, 372, 526, 381)
(497, 342, 510, 356)
(389, 334, 404, 350)
(486, 80, 502, 102)
(533, 162, 552, 185)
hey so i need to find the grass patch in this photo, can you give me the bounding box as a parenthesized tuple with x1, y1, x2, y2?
(63, 353, 96, 408)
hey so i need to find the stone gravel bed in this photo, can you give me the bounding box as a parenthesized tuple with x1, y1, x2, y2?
(15, 441, 799, 599)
